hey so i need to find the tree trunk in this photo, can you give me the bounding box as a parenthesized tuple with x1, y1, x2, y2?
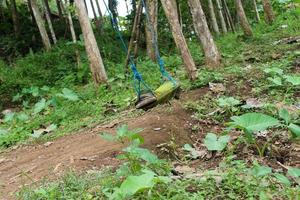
(95, 0, 103, 26)
(235, 0, 253, 37)
(222, 0, 235, 32)
(160, 0, 197, 80)
(65, 0, 76, 42)
(56, 0, 63, 20)
(207, 0, 219, 35)
(75, 0, 108, 85)
(145, 0, 158, 62)
(90, 0, 101, 30)
(252, 0, 260, 22)
(27, 0, 37, 43)
(30, 0, 51, 50)
(125, 1, 143, 70)
(42, 0, 57, 44)
(262, 0, 275, 24)
(215, 0, 227, 34)
(10, 0, 20, 37)
(83, 0, 88, 13)
(188, 0, 221, 68)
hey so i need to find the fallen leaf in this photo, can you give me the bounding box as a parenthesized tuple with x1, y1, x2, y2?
(209, 83, 226, 93)
(174, 165, 196, 174)
(43, 142, 53, 147)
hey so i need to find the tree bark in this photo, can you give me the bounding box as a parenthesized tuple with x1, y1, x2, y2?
(10, 0, 20, 37)
(125, 1, 143, 70)
(95, 0, 103, 26)
(56, 0, 63, 20)
(90, 0, 101, 30)
(207, 0, 219, 35)
(235, 0, 253, 37)
(252, 0, 260, 22)
(222, 0, 235, 32)
(42, 0, 57, 44)
(188, 0, 221, 68)
(65, 0, 76, 42)
(262, 0, 275, 24)
(30, 0, 51, 50)
(160, 0, 197, 80)
(145, 0, 158, 62)
(215, 0, 227, 34)
(75, 0, 108, 85)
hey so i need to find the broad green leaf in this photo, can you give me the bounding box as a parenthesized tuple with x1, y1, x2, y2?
(33, 98, 47, 114)
(267, 76, 282, 86)
(273, 173, 291, 186)
(12, 93, 22, 102)
(217, 97, 240, 107)
(204, 133, 230, 151)
(116, 124, 129, 138)
(0, 128, 7, 135)
(4, 112, 15, 123)
(100, 133, 115, 142)
(287, 167, 300, 178)
(285, 75, 300, 86)
(58, 88, 79, 101)
(279, 108, 290, 124)
(288, 123, 300, 138)
(263, 67, 283, 75)
(252, 165, 272, 177)
(17, 113, 29, 121)
(229, 113, 280, 133)
(115, 170, 156, 197)
(124, 146, 159, 164)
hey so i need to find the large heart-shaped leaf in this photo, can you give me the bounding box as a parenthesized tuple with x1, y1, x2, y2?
(229, 113, 280, 133)
(285, 75, 300, 86)
(58, 88, 79, 101)
(204, 133, 230, 151)
(287, 167, 300, 178)
(33, 98, 47, 114)
(278, 108, 290, 124)
(252, 164, 272, 177)
(288, 123, 300, 138)
(273, 173, 291, 186)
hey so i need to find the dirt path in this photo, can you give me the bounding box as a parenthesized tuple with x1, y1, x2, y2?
(0, 90, 205, 199)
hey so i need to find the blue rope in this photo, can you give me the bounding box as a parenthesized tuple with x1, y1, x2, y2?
(102, 0, 152, 97)
(141, 0, 176, 85)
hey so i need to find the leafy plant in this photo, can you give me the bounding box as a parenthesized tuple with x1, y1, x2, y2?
(228, 113, 280, 157)
(217, 97, 241, 114)
(204, 133, 230, 152)
(278, 108, 300, 138)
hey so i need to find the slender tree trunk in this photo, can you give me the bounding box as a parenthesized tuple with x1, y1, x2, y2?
(95, 0, 103, 26)
(75, 0, 108, 85)
(262, 0, 275, 24)
(235, 0, 253, 37)
(42, 0, 57, 44)
(10, 0, 20, 37)
(44, 0, 52, 18)
(56, 0, 63, 20)
(160, 0, 197, 80)
(188, 0, 221, 68)
(207, 0, 219, 35)
(83, 0, 88, 13)
(65, 0, 76, 42)
(125, 1, 143, 70)
(222, 0, 235, 32)
(145, 0, 158, 62)
(27, 0, 37, 43)
(30, 0, 51, 50)
(90, 0, 101, 30)
(216, 0, 227, 34)
(176, 0, 182, 27)
(253, 0, 260, 22)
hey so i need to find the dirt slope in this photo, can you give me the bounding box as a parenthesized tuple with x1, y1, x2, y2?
(0, 90, 204, 199)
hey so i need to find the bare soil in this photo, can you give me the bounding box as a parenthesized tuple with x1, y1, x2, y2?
(0, 89, 206, 199)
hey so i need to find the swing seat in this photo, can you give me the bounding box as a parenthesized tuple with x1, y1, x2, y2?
(135, 81, 180, 109)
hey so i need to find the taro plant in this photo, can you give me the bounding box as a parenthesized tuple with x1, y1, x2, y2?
(204, 133, 230, 152)
(278, 108, 300, 138)
(228, 112, 281, 157)
(217, 96, 241, 115)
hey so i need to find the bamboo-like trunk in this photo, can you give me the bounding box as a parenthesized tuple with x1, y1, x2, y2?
(145, 0, 158, 62)
(207, 0, 220, 35)
(75, 0, 108, 85)
(90, 0, 101, 30)
(262, 0, 275, 24)
(216, 0, 227, 34)
(30, 0, 51, 50)
(235, 0, 253, 37)
(56, 0, 63, 20)
(160, 0, 197, 80)
(42, 0, 57, 44)
(188, 0, 221, 68)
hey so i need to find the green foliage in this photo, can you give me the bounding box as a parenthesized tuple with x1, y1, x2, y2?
(203, 133, 230, 151)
